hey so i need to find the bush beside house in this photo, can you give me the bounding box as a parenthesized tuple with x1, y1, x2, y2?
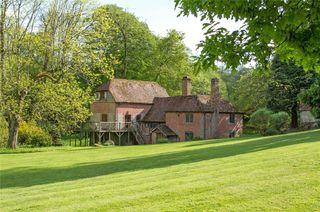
(249, 108, 290, 136)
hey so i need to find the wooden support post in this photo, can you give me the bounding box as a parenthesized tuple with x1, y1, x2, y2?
(92, 131, 96, 145)
(128, 132, 129, 144)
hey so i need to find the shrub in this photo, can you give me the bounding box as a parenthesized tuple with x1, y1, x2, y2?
(270, 112, 290, 133)
(249, 108, 273, 135)
(0, 115, 8, 148)
(265, 128, 279, 136)
(19, 121, 52, 147)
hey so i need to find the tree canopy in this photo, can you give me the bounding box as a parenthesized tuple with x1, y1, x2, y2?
(175, 0, 320, 71)
(267, 56, 316, 128)
(0, 0, 106, 148)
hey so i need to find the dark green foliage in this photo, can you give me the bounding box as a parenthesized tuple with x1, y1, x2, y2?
(18, 121, 52, 147)
(299, 75, 320, 118)
(250, 109, 290, 135)
(175, 0, 320, 71)
(267, 56, 316, 128)
(270, 112, 290, 133)
(249, 108, 273, 135)
(265, 128, 280, 136)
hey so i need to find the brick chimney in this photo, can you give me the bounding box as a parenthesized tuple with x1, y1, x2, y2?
(182, 76, 191, 96)
(211, 78, 219, 98)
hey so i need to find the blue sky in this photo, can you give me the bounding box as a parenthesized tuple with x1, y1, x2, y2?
(98, 0, 204, 53)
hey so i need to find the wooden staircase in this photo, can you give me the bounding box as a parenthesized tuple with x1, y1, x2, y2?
(131, 122, 145, 145)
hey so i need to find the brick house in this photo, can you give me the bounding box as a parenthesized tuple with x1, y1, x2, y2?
(89, 77, 243, 145)
(90, 79, 168, 145)
(141, 77, 243, 143)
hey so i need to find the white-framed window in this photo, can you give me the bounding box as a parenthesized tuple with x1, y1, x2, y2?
(95, 92, 101, 100)
(185, 113, 193, 123)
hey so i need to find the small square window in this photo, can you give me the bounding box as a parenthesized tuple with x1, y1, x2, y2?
(185, 113, 193, 123)
(101, 114, 108, 122)
(229, 114, 235, 123)
(185, 132, 194, 141)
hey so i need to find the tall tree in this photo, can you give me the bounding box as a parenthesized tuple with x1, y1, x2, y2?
(267, 56, 316, 128)
(89, 5, 157, 79)
(150, 30, 193, 96)
(232, 71, 269, 114)
(88, 5, 194, 96)
(1, 0, 110, 148)
(175, 0, 320, 72)
(299, 74, 320, 118)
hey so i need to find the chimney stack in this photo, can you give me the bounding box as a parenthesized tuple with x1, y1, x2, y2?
(182, 76, 191, 96)
(211, 78, 219, 98)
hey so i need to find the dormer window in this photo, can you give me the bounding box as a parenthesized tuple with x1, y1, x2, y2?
(95, 92, 101, 100)
(104, 91, 112, 102)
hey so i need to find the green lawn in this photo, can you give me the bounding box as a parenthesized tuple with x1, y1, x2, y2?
(0, 130, 319, 211)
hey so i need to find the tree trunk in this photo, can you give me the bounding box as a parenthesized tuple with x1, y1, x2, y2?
(291, 104, 298, 129)
(0, 0, 8, 94)
(7, 116, 19, 149)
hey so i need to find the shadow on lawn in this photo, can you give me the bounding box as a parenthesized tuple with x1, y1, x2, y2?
(1, 130, 319, 188)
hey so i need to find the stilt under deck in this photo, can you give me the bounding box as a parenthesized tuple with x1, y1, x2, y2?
(80, 122, 144, 146)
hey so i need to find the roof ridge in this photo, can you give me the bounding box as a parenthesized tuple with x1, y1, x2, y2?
(111, 78, 160, 84)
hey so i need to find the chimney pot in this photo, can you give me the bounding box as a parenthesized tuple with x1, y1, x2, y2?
(211, 78, 219, 98)
(182, 76, 191, 96)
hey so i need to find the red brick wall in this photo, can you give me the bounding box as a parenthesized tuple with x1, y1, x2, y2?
(165, 112, 204, 141)
(217, 113, 243, 138)
(165, 112, 243, 141)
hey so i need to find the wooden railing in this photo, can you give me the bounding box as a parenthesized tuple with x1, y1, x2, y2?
(86, 122, 132, 132)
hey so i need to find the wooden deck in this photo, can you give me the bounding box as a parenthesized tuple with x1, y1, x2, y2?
(80, 122, 145, 146)
(85, 122, 132, 132)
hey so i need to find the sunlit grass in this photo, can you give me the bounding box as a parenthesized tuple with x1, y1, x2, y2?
(0, 130, 319, 211)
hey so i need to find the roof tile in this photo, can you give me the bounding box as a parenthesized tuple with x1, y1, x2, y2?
(96, 79, 169, 104)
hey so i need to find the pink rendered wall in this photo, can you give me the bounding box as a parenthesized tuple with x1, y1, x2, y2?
(116, 103, 152, 122)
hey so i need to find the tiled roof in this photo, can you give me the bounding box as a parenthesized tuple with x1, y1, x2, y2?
(96, 79, 169, 104)
(142, 95, 240, 122)
(152, 124, 177, 136)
